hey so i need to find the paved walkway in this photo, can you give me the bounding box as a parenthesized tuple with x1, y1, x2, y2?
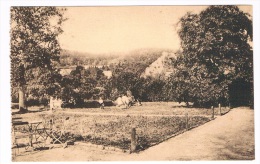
(14, 107, 254, 161)
(129, 107, 255, 160)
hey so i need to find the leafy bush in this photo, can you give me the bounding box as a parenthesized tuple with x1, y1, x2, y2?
(25, 98, 49, 107)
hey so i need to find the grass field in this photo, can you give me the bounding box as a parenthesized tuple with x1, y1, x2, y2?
(12, 102, 230, 152)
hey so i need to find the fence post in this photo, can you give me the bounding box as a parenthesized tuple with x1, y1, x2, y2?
(211, 106, 214, 119)
(28, 125, 33, 147)
(219, 103, 222, 115)
(130, 128, 137, 153)
(185, 113, 189, 131)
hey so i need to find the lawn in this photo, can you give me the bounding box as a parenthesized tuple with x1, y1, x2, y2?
(12, 102, 230, 152)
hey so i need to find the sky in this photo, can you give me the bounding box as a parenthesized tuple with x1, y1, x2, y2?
(58, 6, 252, 54)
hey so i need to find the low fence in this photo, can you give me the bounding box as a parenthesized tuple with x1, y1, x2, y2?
(12, 103, 231, 153)
(38, 113, 215, 152)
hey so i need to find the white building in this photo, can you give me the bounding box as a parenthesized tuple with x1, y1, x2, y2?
(50, 96, 62, 110)
(103, 70, 112, 79)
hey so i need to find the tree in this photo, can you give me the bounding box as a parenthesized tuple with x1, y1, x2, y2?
(145, 78, 166, 102)
(60, 66, 109, 107)
(108, 71, 139, 97)
(168, 6, 252, 107)
(11, 7, 66, 112)
(84, 67, 107, 86)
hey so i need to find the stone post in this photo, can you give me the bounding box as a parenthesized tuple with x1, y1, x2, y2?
(211, 106, 214, 119)
(219, 103, 222, 115)
(185, 113, 189, 131)
(130, 128, 137, 153)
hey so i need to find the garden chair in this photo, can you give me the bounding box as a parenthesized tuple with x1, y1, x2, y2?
(43, 116, 72, 148)
(12, 121, 30, 156)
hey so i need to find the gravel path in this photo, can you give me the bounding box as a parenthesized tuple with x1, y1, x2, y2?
(13, 107, 254, 161)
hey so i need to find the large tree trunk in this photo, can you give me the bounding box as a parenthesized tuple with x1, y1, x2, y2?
(19, 85, 27, 112)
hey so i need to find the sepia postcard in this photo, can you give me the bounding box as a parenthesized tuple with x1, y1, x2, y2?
(0, 1, 259, 163)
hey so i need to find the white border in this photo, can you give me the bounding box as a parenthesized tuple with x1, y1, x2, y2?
(1, 0, 259, 164)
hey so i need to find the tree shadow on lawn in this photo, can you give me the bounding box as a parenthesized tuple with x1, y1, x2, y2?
(171, 105, 188, 108)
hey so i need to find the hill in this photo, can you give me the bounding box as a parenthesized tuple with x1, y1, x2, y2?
(59, 48, 176, 77)
(142, 51, 177, 79)
(60, 49, 119, 67)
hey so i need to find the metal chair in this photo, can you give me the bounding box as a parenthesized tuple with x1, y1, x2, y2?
(12, 121, 30, 156)
(43, 116, 71, 148)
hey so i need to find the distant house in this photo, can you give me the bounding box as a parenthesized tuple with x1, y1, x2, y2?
(60, 68, 73, 76)
(103, 70, 112, 79)
(84, 65, 91, 69)
(50, 96, 62, 110)
(59, 65, 112, 78)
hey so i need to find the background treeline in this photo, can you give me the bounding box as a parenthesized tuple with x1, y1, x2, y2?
(11, 6, 253, 109)
(12, 48, 175, 107)
(59, 48, 169, 71)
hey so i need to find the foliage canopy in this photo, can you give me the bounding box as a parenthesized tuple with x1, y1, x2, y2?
(166, 6, 253, 107)
(11, 7, 67, 101)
